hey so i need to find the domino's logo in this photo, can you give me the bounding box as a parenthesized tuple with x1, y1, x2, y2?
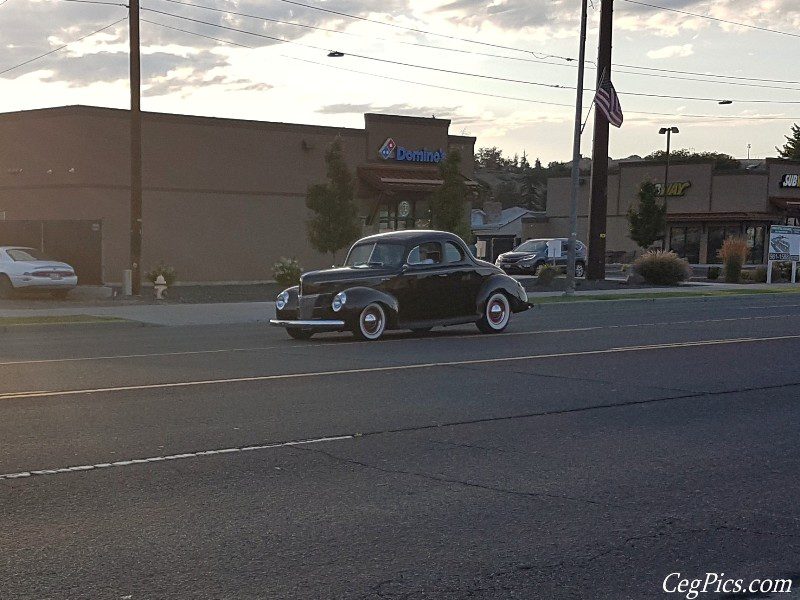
(379, 138, 397, 160)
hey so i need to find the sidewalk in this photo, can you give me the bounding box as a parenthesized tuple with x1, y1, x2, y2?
(1, 282, 798, 327)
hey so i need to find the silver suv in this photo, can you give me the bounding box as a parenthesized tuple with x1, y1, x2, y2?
(495, 238, 587, 277)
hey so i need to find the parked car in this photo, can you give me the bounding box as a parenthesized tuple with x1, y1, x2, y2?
(0, 247, 78, 298)
(495, 238, 587, 277)
(270, 230, 531, 341)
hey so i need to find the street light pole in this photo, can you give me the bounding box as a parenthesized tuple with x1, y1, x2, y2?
(658, 126, 678, 250)
(565, 0, 589, 296)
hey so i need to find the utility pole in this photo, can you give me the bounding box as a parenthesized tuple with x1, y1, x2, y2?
(586, 0, 614, 280)
(565, 0, 589, 296)
(658, 126, 678, 249)
(129, 0, 143, 295)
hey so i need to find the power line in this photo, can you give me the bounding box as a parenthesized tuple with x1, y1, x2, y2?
(142, 17, 800, 123)
(150, 0, 800, 93)
(620, 0, 800, 40)
(271, 0, 570, 61)
(57, 0, 126, 5)
(0, 17, 127, 77)
(140, 8, 800, 106)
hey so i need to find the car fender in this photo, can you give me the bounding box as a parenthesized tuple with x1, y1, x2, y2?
(477, 274, 530, 314)
(337, 286, 400, 325)
(275, 285, 300, 319)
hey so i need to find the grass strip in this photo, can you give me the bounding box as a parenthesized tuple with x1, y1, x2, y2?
(0, 315, 126, 326)
(531, 287, 800, 304)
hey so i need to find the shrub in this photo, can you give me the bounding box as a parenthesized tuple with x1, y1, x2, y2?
(752, 266, 767, 283)
(771, 261, 792, 283)
(707, 266, 720, 280)
(536, 263, 557, 285)
(146, 263, 177, 286)
(719, 237, 748, 283)
(739, 270, 751, 282)
(632, 250, 692, 285)
(273, 257, 302, 287)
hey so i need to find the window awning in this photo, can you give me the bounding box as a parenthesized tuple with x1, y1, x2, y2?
(358, 164, 479, 194)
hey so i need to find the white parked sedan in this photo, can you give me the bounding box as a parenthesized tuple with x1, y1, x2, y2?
(0, 246, 78, 298)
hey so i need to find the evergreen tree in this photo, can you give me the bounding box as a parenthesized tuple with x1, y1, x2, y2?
(306, 137, 361, 263)
(627, 181, 666, 249)
(777, 123, 800, 160)
(431, 149, 470, 239)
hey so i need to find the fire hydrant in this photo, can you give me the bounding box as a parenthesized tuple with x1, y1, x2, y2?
(154, 274, 168, 300)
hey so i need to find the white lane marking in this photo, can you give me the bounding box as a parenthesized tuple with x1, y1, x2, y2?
(738, 304, 800, 309)
(2, 313, 799, 367)
(1, 334, 799, 402)
(0, 434, 353, 481)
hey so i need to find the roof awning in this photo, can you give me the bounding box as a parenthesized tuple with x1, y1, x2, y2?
(770, 198, 800, 217)
(666, 212, 780, 222)
(358, 164, 479, 194)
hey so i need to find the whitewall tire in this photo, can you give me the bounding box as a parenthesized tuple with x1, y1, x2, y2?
(477, 292, 511, 334)
(355, 303, 386, 341)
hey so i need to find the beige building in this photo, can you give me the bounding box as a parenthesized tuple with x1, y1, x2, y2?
(526, 158, 800, 265)
(0, 106, 475, 284)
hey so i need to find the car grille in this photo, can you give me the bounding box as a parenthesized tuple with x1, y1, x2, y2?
(299, 295, 316, 320)
(500, 256, 523, 264)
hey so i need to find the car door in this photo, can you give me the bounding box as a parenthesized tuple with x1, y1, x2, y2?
(441, 240, 482, 318)
(396, 241, 451, 322)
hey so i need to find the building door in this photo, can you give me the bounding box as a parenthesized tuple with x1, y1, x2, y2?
(670, 226, 701, 263)
(490, 237, 515, 263)
(0, 220, 103, 284)
(706, 225, 741, 264)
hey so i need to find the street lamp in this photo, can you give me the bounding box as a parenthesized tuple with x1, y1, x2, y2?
(659, 126, 679, 249)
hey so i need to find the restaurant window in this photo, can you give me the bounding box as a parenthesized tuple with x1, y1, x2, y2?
(745, 225, 765, 264)
(669, 226, 701, 264)
(706, 225, 741, 264)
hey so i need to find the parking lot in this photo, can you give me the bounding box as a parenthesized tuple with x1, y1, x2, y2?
(2, 294, 800, 598)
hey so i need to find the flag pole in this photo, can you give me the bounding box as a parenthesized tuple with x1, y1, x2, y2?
(565, 0, 589, 296)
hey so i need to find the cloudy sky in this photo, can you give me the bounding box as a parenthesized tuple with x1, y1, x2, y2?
(1, 0, 799, 163)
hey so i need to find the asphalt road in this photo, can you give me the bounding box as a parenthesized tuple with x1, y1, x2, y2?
(2, 294, 800, 599)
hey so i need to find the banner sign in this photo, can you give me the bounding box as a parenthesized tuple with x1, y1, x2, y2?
(768, 225, 800, 261)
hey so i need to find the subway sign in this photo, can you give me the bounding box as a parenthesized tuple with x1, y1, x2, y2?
(379, 137, 445, 164)
(654, 181, 692, 197)
(780, 174, 799, 188)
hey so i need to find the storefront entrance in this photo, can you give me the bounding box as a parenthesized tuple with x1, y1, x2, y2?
(669, 222, 768, 265)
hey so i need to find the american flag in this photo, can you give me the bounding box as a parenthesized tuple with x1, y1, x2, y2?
(594, 76, 623, 128)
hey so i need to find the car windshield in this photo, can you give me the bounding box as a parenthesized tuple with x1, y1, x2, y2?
(514, 240, 548, 253)
(345, 242, 405, 268)
(7, 248, 49, 261)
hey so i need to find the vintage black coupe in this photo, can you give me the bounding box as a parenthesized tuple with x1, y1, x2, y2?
(270, 230, 530, 341)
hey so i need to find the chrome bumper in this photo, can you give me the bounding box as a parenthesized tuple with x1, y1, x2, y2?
(269, 319, 346, 328)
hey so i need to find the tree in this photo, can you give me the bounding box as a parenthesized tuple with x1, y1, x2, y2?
(627, 181, 666, 249)
(776, 123, 800, 160)
(430, 149, 470, 239)
(643, 149, 740, 170)
(306, 137, 361, 263)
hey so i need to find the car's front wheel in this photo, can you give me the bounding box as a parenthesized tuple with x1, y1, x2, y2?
(287, 328, 313, 340)
(354, 303, 386, 341)
(477, 292, 511, 334)
(0, 275, 13, 299)
(575, 261, 586, 278)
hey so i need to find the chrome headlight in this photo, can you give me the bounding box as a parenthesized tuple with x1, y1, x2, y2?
(276, 290, 289, 310)
(332, 291, 347, 312)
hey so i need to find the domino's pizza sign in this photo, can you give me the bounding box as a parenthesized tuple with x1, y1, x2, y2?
(378, 138, 445, 164)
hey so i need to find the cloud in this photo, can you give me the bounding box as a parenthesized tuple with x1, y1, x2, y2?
(317, 102, 461, 119)
(646, 44, 694, 59)
(433, 0, 576, 31)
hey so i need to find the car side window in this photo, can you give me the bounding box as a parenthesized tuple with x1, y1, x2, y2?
(444, 241, 464, 264)
(407, 242, 442, 265)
